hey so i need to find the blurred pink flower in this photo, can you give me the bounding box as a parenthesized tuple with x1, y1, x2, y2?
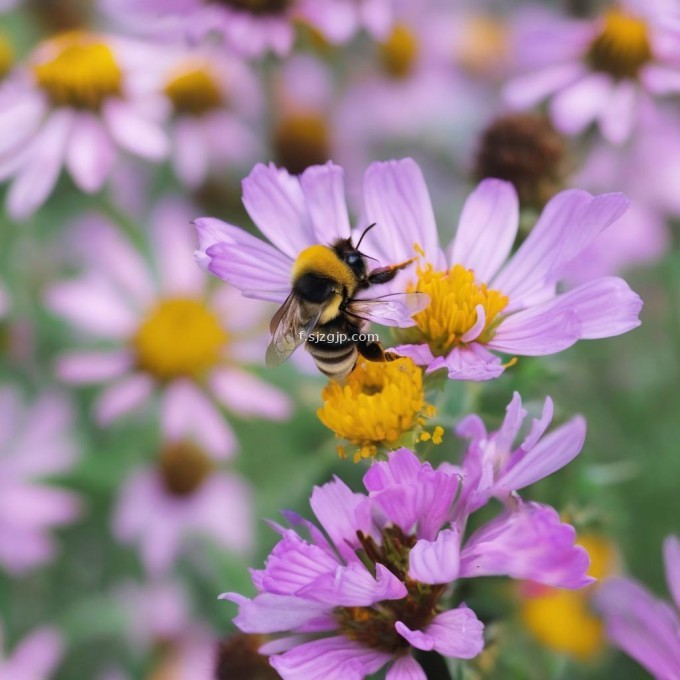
(47, 198, 292, 458)
(0, 0, 20, 11)
(155, 44, 263, 189)
(100, 0, 395, 57)
(596, 535, 680, 678)
(0, 388, 81, 574)
(504, 1, 680, 144)
(0, 31, 168, 220)
(0, 621, 63, 680)
(113, 441, 253, 574)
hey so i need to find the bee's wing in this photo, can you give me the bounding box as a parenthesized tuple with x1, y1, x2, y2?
(266, 293, 323, 368)
(347, 292, 430, 327)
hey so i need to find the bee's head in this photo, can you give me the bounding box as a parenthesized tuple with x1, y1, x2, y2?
(332, 239, 368, 278)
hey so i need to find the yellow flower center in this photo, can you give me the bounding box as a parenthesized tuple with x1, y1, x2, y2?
(587, 10, 652, 79)
(405, 264, 508, 357)
(158, 440, 215, 497)
(0, 33, 14, 81)
(273, 113, 331, 176)
(212, 0, 292, 16)
(133, 298, 228, 381)
(317, 357, 441, 462)
(457, 16, 508, 75)
(520, 534, 618, 661)
(164, 63, 224, 116)
(379, 23, 420, 79)
(33, 32, 122, 110)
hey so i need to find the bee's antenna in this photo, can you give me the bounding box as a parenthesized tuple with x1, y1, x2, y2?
(355, 222, 377, 250)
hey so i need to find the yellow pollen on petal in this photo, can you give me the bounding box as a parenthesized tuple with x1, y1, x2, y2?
(133, 298, 228, 382)
(317, 357, 437, 463)
(33, 32, 122, 110)
(406, 264, 508, 357)
(164, 63, 224, 116)
(379, 23, 420, 79)
(587, 10, 652, 79)
(0, 33, 14, 81)
(520, 534, 618, 661)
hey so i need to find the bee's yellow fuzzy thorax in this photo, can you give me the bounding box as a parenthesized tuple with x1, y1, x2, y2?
(292, 245, 357, 293)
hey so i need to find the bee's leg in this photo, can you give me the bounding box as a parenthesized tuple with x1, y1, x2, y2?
(357, 338, 396, 363)
(367, 258, 417, 285)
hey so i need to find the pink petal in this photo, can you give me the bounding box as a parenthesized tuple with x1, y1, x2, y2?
(386, 655, 426, 680)
(392, 343, 436, 366)
(363, 158, 444, 268)
(408, 528, 461, 584)
(426, 345, 505, 381)
(160, 380, 237, 460)
(65, 112, 116, 193)
(94, 374, 154, 425)
(270, 635, 391, 680)
(7, 109, 74, 220)
(242, 163, 316, 259)
(150, 197, 205, 296)
(210, 368, 292, 421)
(549, 72, 612, 136)
(103, 98, 168, 161)
(172, 117, 209, 188)
(449, 179, 519, 283)
(494, 416, 586, 495)
(663, 535, 680, 611)
(598, 80, 638, 145)
(3, 627, 63, 678)
(300, 162, 352, 243)
(396, 605, 484, 659)
(503, 63, 585, 109)
(55, 351, 132, 384)
(299, 563, 407, 606)
(46, 276, 138, 338)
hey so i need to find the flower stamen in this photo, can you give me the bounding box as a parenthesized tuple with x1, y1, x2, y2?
(317, 357, 438, 462)
(405, 264, 508, 357)
(133, 298, 228, 381)
(33, 32, 122, 110)
(587, 10, 652, 79)
(164, 63, 224, 116)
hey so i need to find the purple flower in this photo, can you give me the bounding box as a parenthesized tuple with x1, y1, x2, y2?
(0, 388, 81, 574)
(456, 392, 586, 515)
(100, 0, 394, 58)
(504, 1, 680, 144)
(0, 622, 63, 679)
(222, 448, 591, 679)
(0, 32, 168, 220)
(113, 440, 254, 575)
(47, 199, 292, 457)
(194, 161, 425, 329)
(156, 44, 263, 189)
(361, 158, 642, 380)
(596, 535, 680, 679)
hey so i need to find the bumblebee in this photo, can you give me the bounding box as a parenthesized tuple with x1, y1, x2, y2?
(266, 224, 421, 380)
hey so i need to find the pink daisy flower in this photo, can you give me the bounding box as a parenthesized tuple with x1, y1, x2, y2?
(46, 198, 292, 458)
(504, 0, 680, 144)
(194, 161, 428, 334)
(360, 158, 642, 380)
(156, 44, 263, 189)
(0, 621, 63, 680)
(596, 535, 680, 679)
(100, 0, 395, 58)
(0, 388, 81, 574)
(0, 31, 169, 220)
(223, 447, 591, 679)
(455, 391, 587, 517)
(113, 439, 253, 574)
